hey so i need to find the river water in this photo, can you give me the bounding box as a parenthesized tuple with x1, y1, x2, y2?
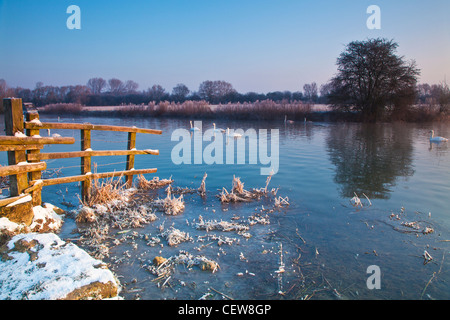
(2, 114, 449, 300)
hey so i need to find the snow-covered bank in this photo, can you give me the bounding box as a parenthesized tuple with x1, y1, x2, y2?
(0, 202, 64, 236)
(0, 233, 118, 300)
(0, 201, 120, 300)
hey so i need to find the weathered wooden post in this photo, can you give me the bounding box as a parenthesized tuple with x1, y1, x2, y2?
(81, 129, 92, 201)
(126, 132, 136, 187)
(26, 110, 43, 206)
(1, 98, 34, 225)
(3, 98, 28, 196)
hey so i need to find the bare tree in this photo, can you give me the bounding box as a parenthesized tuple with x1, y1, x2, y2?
(172, 83, 190, 101)
(303, 82, 318, 103)
(87, 77, 106, 94)
(108, 78, 125, 95)
(319, 82, 333, 103)
(0, 79, 7, 96)
(431, 82, 450, 113)
(0, 79, 7, 112)
(124, 80, 139, 93)
(198, 80, 236, 103)
(66, 85, 90, 104)
(417, 84, 431, 99)
(146, 84, 167, 101)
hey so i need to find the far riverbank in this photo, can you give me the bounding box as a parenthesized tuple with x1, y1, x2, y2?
(37, 101, 449, 123)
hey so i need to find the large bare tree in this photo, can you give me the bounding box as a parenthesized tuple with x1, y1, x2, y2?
(108, 78, 125, 95)
(328, 38, 420, 122)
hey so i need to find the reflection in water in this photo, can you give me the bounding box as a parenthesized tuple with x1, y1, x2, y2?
(326, 124, 415, 199)
(429, 141, 448, 152)
(282, 121, 317, 142)
(2, 114, 450, 299)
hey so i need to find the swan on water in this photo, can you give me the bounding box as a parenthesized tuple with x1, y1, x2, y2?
(213, 123, 225, 133)
(429, 130, 448, 142)
(226, 128, 242, 138)
(190, 121, 200, 131)
(284, 115, 294, 124)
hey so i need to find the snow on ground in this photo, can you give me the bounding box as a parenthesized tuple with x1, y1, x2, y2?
(0, 202, 63, 234)
(0, 197, 133, 300)
(0, 232, 118, 300)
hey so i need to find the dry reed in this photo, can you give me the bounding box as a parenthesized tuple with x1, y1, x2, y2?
(219, 175, 277, 203)
(136, 175, 173, 191)
(198, 173, 207, 196)
(160, 226, 193, 247)
(153, 185, 185, 215)
(147, 250, 220, 286)
(41, 103, 83, 114)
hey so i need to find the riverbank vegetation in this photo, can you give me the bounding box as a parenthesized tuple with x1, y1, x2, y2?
(36, 99, 449, 123)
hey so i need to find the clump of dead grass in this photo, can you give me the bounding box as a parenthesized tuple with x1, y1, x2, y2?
(147, 250, 220, 287)
(198, 173, 207, 197)
(73, 174, 159, 259)
(83, 175, 130, 208)
(219, 175, 277, 203)
(153, 185, 185, 215)
(195, 215, 250, 233)
(136, 175, 173, 191)
(75, 207, 97, 223)
(160, 226, 193, 247)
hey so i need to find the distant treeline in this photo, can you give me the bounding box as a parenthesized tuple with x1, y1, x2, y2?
(0, 77, 448, 122)
(0, 78, 328, 109)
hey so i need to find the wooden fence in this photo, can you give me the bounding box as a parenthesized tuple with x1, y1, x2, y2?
(0, 98, 162, 215)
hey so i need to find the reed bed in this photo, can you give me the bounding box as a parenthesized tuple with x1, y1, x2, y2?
(40, 103, 83, 114)
(110, 100, 213, 118)
(42, 99, 315, 120)
(214, 100, 312, 121)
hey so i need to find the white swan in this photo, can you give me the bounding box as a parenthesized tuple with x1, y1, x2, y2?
(213, 123, 225, 133)
(284, 115, 294, 124)
(226, 128, 242, 138)
(190, 121, 200, 131)
(429, 130, 448, 142)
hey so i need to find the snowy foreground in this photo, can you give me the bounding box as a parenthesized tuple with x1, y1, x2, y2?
(0, 203, 119, 300)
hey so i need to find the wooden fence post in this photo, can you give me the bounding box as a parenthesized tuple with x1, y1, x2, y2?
(26, 111, 43, 206)
(81, 129, 91, 201)
(126, 132, 136, 187)
(3, 98, 29, 196)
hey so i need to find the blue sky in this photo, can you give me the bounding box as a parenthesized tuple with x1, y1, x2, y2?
(0, 0, 449, 93)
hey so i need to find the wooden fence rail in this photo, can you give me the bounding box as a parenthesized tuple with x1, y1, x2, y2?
(35, 168, 158, 187)
(0, 162, 47, 176)
(27, 149, 159, 161)
(0, 98, 161, 218)
(0, 136, 75, 145)
(24, 121, 162, 135)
